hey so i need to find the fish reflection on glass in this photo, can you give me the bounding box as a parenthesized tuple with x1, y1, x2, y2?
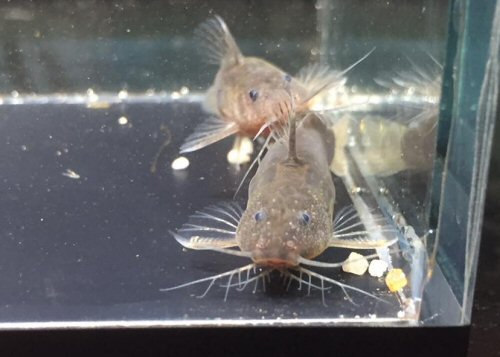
(163, 114, 397, 304)
(180, 16, 370, 157)
(331, 55, 442, 177)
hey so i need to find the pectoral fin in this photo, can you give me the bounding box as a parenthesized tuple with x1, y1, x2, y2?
(330, 204, 398, 249)
(171, 202, 242, 250)
(180, 116, 239, 153)
(297, 48, 375, 109)
(171, 230, 238, 250)
(329, 236, 398, 250)
(296, 64, 347, 106)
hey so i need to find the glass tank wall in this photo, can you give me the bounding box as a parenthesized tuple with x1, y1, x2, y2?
(0, 0, 497, 328)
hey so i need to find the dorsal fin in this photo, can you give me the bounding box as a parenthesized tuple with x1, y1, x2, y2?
(194, 15, 243, 67)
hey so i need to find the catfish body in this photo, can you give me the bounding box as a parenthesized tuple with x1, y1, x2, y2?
(236, 114, 336, 267)
(180, 16, 347, 153)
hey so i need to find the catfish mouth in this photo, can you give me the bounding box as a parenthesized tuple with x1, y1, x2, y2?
(254, 258, 296, 268)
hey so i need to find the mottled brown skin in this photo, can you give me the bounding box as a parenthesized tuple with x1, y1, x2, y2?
(236, 114, 335, 267)
(206, 57, 309, 137)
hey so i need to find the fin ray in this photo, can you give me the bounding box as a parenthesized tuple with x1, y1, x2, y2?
(180, 116, 239, 153)
(194, 15, 243, 66)
(328, 236, 398, 250)
(330, 205, 398, 249)
(172, 230, 239, 250)
(171, 202, 242, 250)
(297, 48, 375, 107)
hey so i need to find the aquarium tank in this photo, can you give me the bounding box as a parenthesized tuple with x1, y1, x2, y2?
(0, 0, 498, 346)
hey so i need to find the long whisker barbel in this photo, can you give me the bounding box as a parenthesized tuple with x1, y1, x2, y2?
(292, 266, 389, 305)
(160, 263, 256, 299)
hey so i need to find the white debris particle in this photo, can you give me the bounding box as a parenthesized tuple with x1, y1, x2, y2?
(62, 169, 81, 179)
(397, 310, 405, 318)
(227, 148, 251, 165)
(21, 145, 27, 151)
(118, 116, 128, 125)
(342, 252, 369, 275)
(227, 137, 254, 165)
(240, 136, 254, 155)
(171, 91, 181, 99)
(180, 86, 190, 95)
(171, 156, 190, 170)
(118, 90, 128, 99)
(368, 259, 389, 277)
(86, 88, 99, 102)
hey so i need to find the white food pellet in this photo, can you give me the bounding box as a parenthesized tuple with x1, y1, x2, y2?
(239, 137, 254, 155)
(118, 116, 128, 125)
(227, 137, 254, 165)
(227, 148, 251, 165)
(342, 252, 369, 276)
(171, 156, 190, 170)
(118, 90, 128, 99)
(368, 259, 389, 278)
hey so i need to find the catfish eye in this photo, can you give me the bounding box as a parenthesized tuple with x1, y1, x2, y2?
(298, 211, 312, 226)
(254, 210, 267, 222)
(284, 73, 292, 82)
(249, 89, 259, 102)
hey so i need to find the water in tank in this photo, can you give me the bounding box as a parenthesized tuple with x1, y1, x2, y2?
(0, 0, 497, 328)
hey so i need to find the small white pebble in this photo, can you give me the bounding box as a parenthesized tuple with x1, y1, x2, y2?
(180, 86, 190, 95)
(171, 156, 190, 170)
(368, 259, 389, 278)
(397, 310, 405, 318)
(342, 252, 369, 275)
(118, 116, 128, 125)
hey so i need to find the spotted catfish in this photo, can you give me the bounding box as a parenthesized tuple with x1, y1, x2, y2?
(180, 16, 370, 155)
(165, 114, 396, 303)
